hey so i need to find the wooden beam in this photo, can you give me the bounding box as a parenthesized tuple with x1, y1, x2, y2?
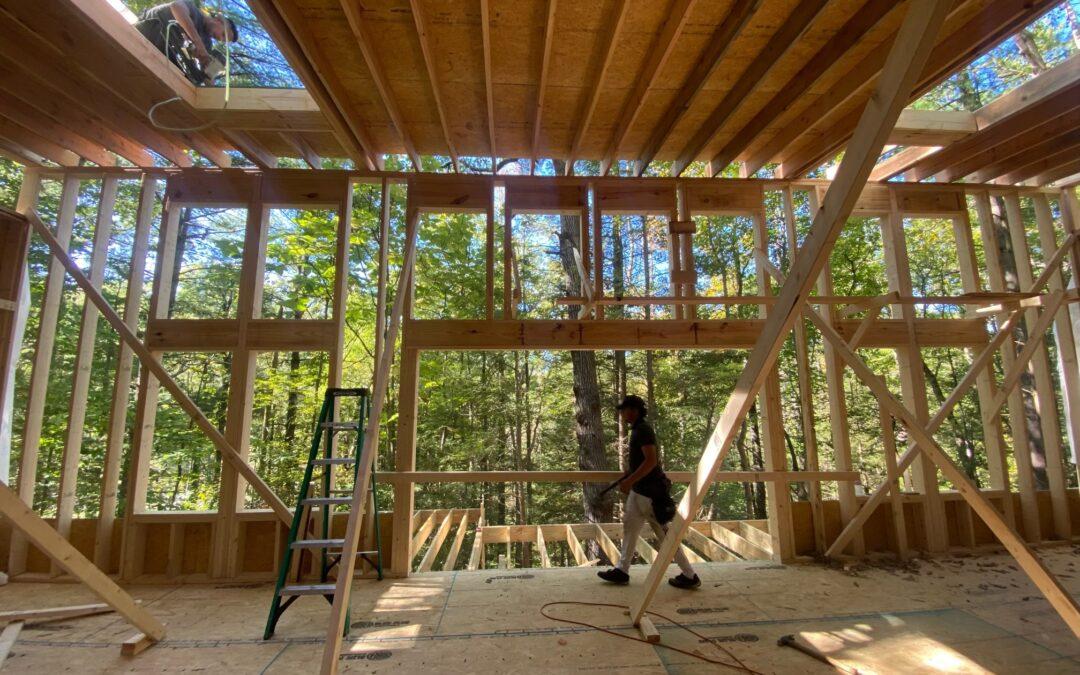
(871, 145, 940, 181)
(999, 138, 1080, 185)
(20, 209, 293, 527)
(479, 0, 497, 166)
(0, 481, 165, 641)
(282, 132, 321, 169)
(635, 0, 761, 176)
(8, 177, 78, 575)
(418, 510, 454, 572)
(712, 0, 898, 176)
(808, 309, 1080, 637)
(0, 96, 116, 166)
(321, 204, 420, 672)
(248, 0, 375, 167)
(0, 621, 21, 668)
(599, 0, 695, 175)
(565, 0, 628, 174)
(442, 512, 469, 572)
(671, 0, 829, 176)
(409, 0, 459, 171)
(683, 526, 736, 562)
(380, 470, 860, 483)
(536, 526, 551, 568)
(628, 0, 951, 627)
(0, 116, 79, 166)
(53, 178, 118, 573)
(593, 524, 621, 565)
(0, 603, 119, 624)
(467, 512, 485, 570)
(530, 0, 558, 173)
(710, 522, 769, 560)
(565, 524, 588, 565)
(221, 129, 278, 169)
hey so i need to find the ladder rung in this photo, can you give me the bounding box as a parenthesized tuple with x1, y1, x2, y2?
(291, 538, 345, 550)
(321, 422, 359, 431)
(279, 584, 335, 596)
(330, 388, 368, 397)
(312, 457, 355, 465)
(302, 497, 352, 506)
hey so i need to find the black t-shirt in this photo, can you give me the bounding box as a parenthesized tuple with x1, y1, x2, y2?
(628, 419, 667, 496)
(136, 0, 212, 55)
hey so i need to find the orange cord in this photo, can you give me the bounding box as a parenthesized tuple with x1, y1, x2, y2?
(540, 601, 763, 673)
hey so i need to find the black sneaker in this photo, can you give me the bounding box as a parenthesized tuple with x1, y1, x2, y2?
(597, 568, 630, 584)
(668, 573, 700, 589)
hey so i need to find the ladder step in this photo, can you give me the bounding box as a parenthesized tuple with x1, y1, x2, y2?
(321, 421, 359, 431)
(279, 584, 336, 596)
(291, 538, 345, 549)
(330, 388, 368, 397)
(302, 497, 353, 506)
(312, 457, 355, 465)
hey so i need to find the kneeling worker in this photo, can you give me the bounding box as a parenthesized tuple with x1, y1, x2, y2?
(135, 0, 238, 84)
(598, 395, 700, 589)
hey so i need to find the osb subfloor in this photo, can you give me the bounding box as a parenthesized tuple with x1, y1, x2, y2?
(2, 548, 1079, 673)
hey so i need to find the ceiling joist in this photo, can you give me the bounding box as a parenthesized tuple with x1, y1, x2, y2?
(409, 0, 459, 172)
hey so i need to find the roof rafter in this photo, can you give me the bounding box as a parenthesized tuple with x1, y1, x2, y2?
(869, 145, 940, 181)
(564, 0, 629, 175)
(972, 127, 1080, 183)
(0, 96, 117, 167)
(480, 0, 497, 168)
(669, 0, 829, 177)
(997, 135, 1080, 184)
(1033, 159, 1080, 186)
(530, 0, 558, 174)
(337, 0, 422, 170)
(767, 0, 1060, 178)
(282, 132, 322, 169)
(710, 0, 899, 178)
(633, 0, 761, 176)
(599, 0, 696, 176)
(0, 116, 80, 167)
(220, 129, 278, 169)
(249, 0, 377, 168)
(409, 0, 459, 172)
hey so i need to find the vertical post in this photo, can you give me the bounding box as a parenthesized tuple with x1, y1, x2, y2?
(53, 177, 118, 574)
(390, 347, 420, 577)
(879, 408, 909, 558)
(121, 206, 182, 579)
(1056, 188, 1080, 480)
(1003, 193, 1070, 540)
(676, 182, 695, 320)
(212, 182, 269, 578)
(9, 174, 79, 576)
(751, 208, 794, 560)
(591, 183, 604, 319)
(331, 178, 355, 539)
(374, 180, 391, 369)
(503, 184, 513, 318)
(809, 188, 863, 555)
(951, 209, 1013, 531)
(486, 178, 495, 321)
(96, 176, 158, 571)
(973, 191, 1040, 541)
(1, 170, 40, 488)
(881, 190, 946, 551)
(781, 186, 825, 553)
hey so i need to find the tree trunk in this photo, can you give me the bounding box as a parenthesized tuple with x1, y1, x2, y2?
(1015, 30, 1048, 76)
(612, 215, 627, 471)
(552, 160, 612, 561)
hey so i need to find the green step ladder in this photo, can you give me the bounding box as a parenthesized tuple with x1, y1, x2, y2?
(263, 387, 382, 639)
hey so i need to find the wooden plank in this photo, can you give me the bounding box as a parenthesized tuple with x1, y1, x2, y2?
(408, 0, 458, 170)
(710, 522, 769, 560)
(442, 512, 469, 572)
(0, 481, 165, 640)
(593, 524, 621, 565)
(321, 203, 420, 672)
(882, 192, 945, 551)
(120, 633, 154, 657)
(638, 616, 660, 643)
(95, 177, 156, 571)
(282, 132, 321, 169)
(8, 175, 78, 576)
(0, 621, 21, 668)
(536, 526, 551, 568)
(0, 603, 116, 624)
(629, 0, 951, 626)
(479, 0, 496, 163)
(672, 0, 830, 176)
(1032, 194, 1080, 479)
(410, 510, 437, 560)
(221, 129, 277, 169)
(807, 309, 1080, 637)
(565, 0, 628, 173)
(871, 146, 941, 182)
(634, 0, 761, 175)
(878, 408, 909, 558)
(684, 526, 736, 562)
(565, 524, 588, 566)
(380, 470, 861, 483)
(1002, 194, 1071, 539)
(530, 0, 557, 173)
(973, 192, 1040, 541)
(467, 513, 485, 571)
(418, 510, 454, 573)
(53, 177, 118, 573)
(21, 209, 293, 527)
(0, 95, 117, 167)
(391, 349, 420, 576)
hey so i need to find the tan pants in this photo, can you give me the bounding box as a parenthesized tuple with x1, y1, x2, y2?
(616, 491, 695, 576)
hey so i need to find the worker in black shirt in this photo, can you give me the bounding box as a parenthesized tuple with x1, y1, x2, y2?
(598, 395, 700, 589)
(135, 0, 238, 81)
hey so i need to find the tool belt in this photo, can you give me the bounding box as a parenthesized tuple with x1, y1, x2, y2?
(637, 476, 676, 524)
